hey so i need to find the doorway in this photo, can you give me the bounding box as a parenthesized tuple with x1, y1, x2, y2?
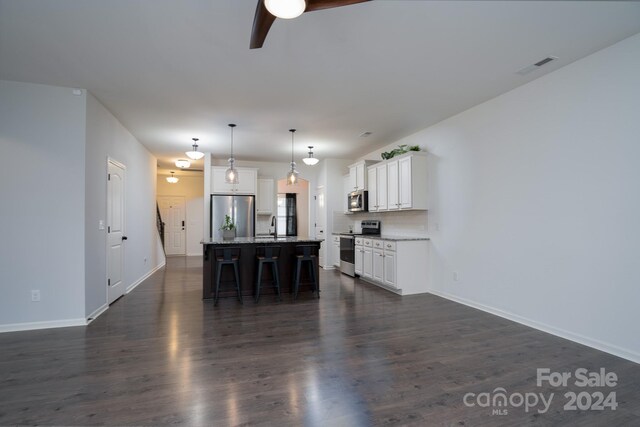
(107, 159, 126, 304)
(276, 178, 310, 237)
(158, 196, 186, 255)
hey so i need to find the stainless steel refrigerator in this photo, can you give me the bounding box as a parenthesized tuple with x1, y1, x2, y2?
(210, 195, 255, 240)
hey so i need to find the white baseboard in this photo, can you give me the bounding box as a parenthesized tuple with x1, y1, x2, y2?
(0, 318, 86, 333)
(186, 252, 203, 257)
(126, 262, 165, 294)
(86, 303, 109, 324)
(322, 266, 336, 270)
(427, 289, 640, 365)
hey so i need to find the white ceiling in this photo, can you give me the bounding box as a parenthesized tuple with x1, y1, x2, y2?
(1, 1, 640, 172)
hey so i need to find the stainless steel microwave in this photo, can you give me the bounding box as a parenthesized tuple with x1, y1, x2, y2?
(348, 190, 368, 212)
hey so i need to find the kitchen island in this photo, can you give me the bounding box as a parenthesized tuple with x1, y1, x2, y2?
(201, 237, 323, 301)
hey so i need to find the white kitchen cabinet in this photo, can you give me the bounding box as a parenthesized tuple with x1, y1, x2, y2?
(362, 239, 373, 279)
(211, 167, 257, 194)
(375, 153, 428, 211)
(399, 156, 412, 209)
(347, 160, 377, 192)
(332, 235, 341, 267)
(383, 247, 396, 288)
(372, 249, 384, 282)
(367, 167, 377, 212)
(387, 160, 399, 210)
(256, 178, 274, 215)
(356, 238, 429, 295)
(354, 244, 363, 276)
(367, 163, 388, 212)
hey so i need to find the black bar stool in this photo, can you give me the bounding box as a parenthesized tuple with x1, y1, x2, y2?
(292, 245, 319, 300)
(255, 246, 282, 303)
(214, 247, 242, 306)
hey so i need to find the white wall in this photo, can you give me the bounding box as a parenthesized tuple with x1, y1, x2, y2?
(0, 81, 86, 329)
(157, 174, 204, 256)
(318, 159, 352, 267)
(361, 34, 640, 362)
(85, 93, 163, 318)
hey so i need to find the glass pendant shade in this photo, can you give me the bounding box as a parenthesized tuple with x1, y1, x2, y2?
(225, 159, 239, 184)
(287, 162, 299, 185)
(166, 172, 179, 184)
(185, 137, 204, 160)
(265, 0, 306, 19)
(286, 129, 299, 185)
(175, 159, 191, 168)
(225, 124, 239, 184)
(302, 146, 319, 165)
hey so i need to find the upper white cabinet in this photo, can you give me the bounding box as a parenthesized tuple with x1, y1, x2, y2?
(256, 178, 274, 215)
(368, 163, 388, 212)
(347, 160, 377, 192)
(211, 167, 257, 194)
(367, 152, 427, 211)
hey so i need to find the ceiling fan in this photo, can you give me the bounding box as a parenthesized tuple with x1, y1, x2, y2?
(250, 0, 371, 49)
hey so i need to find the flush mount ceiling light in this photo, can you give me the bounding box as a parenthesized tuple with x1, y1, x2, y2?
(286, 129, 299, 185)
(225, 124, 239, 184)
(185, 137, 204, 160)
(302, 146, 319, 166)
(175, 159, 191, 168)
(166, 171, 179, 184)
(264, 0, 306, 19)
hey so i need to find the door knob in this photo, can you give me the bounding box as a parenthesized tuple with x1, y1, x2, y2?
(122, 236, 128, 241)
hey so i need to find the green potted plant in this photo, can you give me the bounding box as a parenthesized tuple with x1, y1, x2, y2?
(220, 215, 236, 240)
(381, 144, 421, 160)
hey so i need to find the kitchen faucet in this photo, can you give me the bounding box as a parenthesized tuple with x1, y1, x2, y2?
(270, 216, 277, 238)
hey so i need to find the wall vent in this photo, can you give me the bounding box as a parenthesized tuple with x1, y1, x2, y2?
(516, 56, 558, 75)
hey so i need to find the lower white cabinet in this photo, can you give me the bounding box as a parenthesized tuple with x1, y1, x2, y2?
(383, 250, 396, 288)
(356, 238, 429, 295)
(372, 249, 384, 282)
(332, 235, 340, 267)
(354, 244, 363, 276)
(362, 246, 373, 279)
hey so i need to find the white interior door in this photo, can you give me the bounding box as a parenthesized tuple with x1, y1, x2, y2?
(159, 196, 186, 255)
(315, 186, 325, 266)
(107, 160, 126, 304)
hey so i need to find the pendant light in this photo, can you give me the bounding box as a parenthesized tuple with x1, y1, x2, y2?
(302, 145, 319, 166)
(166, 171, 179, 184)
(265, 0, 306, 19)
(175, 159, 191, 169)
(286, 129, 299, 185)
(225, 124, 239, 184)
(185, 137, 204, 160)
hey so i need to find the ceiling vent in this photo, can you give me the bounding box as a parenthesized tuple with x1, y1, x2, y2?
(516, 56, 558, 75)
(359, 131, 373, 138)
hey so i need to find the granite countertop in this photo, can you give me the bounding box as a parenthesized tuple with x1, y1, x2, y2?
(365, 235, 430, 242)
(201, 236, 324, 245)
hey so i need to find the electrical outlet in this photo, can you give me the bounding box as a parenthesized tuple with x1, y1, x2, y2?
(435, 223, 440, 231)
(144, 257, 148, 264)
(453, 272, 460, 282)
(31, 290, 41, 302)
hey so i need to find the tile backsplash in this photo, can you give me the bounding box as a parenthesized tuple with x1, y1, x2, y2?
(332, 210, 428, 237)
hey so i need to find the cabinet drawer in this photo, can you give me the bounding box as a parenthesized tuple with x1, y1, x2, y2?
(373, 239, 383, 249)
(355, 237, 363, 246)
(363, 239, 373, 247)
(383, 240, 396, 252)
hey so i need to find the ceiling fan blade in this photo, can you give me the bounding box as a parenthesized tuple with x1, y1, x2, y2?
(250, 1, 276, 49)
(305, 0, 370, 13)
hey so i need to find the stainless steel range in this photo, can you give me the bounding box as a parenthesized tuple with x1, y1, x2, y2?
(339, 220, 381, 277)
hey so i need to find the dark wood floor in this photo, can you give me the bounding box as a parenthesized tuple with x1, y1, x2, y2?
(1, 257, 638, 426)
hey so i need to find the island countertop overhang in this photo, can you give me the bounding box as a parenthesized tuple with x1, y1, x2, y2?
(201, 236, 324, 245)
